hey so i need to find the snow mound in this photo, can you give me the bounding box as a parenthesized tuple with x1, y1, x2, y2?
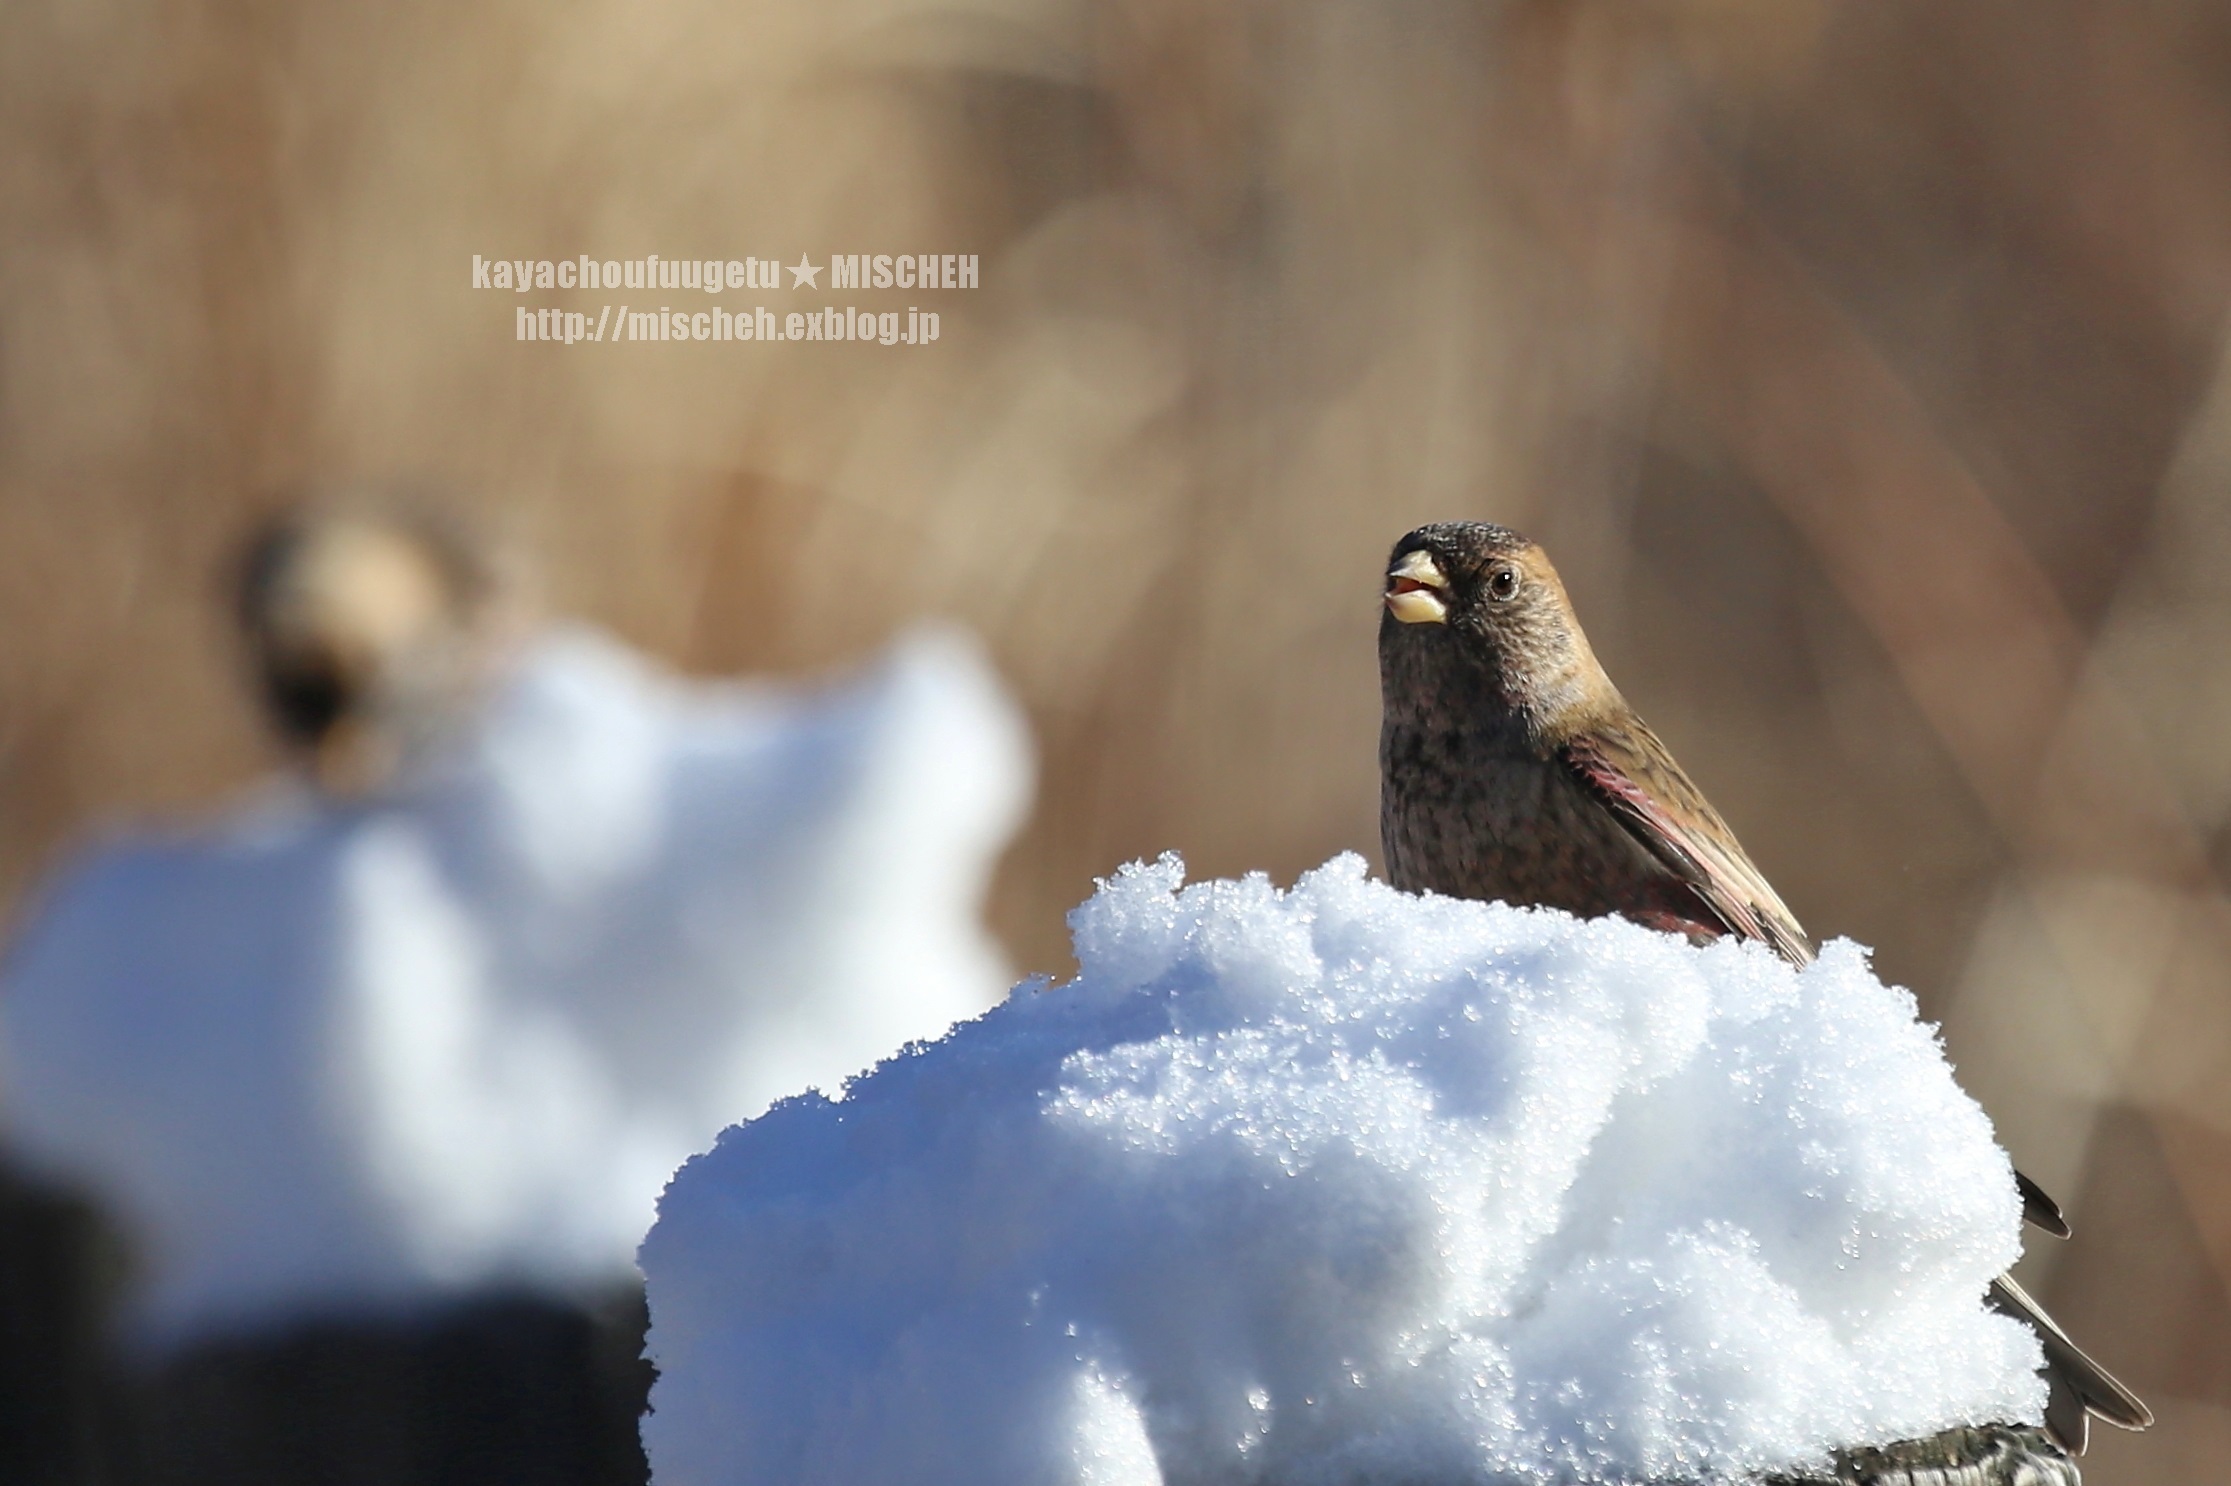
(0, 623, 1031, 1347)
(641, 854, 2044, 1486)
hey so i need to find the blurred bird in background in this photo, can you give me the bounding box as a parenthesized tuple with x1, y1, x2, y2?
(0, 496, 1032, 1484)
(233, 503, 523, 796)
(1379, 520, 2151, 1483)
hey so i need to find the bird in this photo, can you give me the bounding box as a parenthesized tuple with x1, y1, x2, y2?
(1376, 520, 2149, 1475)
(234, 501, 516, 795)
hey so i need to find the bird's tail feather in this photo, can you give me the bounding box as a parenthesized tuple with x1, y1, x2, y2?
(1987, 1273, 2152, 1454)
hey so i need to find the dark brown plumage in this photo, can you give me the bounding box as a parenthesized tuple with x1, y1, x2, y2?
(1377, 520, 2148, 1467)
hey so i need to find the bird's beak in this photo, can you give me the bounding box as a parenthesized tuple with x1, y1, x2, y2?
(1384, 549, 1449, 625)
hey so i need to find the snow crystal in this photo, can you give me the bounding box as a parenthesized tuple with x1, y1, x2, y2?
(0, 623, 1031, 1347)
(640, 854, 2044, 1486)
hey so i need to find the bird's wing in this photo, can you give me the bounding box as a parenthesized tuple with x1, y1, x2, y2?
(1567, 725, 2082, 1234)
(1561, 722, 1814, 966)
(1568, 727, 2146, 1451)
(2016, 1169, 2073, 1240)
(1559, 724, 2146, 1452)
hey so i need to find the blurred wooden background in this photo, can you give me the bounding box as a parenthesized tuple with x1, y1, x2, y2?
(5, 2, 2231, 1480)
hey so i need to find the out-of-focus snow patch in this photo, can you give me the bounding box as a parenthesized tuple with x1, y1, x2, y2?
(0, 623, 1031, 1348)
(640, 854, 2044, 1486)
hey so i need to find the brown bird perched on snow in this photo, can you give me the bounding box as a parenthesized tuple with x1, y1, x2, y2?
(1377, 520, 2148, 1476)
(235, 501, 519, 795)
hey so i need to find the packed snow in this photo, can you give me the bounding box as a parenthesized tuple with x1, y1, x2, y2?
(0, 623, 1031, 1348)
(641, 854, 2045, 1486)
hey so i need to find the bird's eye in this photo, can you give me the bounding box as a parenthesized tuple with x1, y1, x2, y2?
(1486, 565, 1520, 601)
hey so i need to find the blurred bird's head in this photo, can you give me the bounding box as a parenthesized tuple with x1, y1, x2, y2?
(1379, 521, 1615, 734)
(235, 502, 517, 795)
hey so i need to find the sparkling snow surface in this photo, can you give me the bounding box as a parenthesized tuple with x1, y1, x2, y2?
(0, 624, 1030, 1347)
(641, 854, 2045, 1486)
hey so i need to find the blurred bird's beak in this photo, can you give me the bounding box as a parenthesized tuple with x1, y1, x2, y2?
(1385, 550, 1449, 624)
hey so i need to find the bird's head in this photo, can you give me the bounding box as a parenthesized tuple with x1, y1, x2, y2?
(1379, 521, 1616, 738)
(236, 502, 515, 794)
